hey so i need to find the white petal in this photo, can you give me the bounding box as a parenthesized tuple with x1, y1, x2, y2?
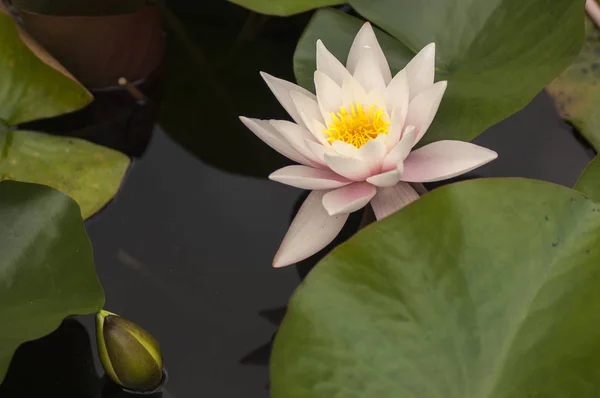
(385, 69, 409, 117)
(322, 182, 376, 216)
(315, 71, 342, 123)
(261, 72, 316, 126)
(354, 48, 387, 93)
(366, 167, 402, 187)
(273, 190, 348, 268)
(270, 120, 324, 167)
(357, 135, 386, 175)
(310, 119, 331, 146)
(269, 165, 352, 190)
(332, 140, 359, 157)
(383, 125, 415, 171)
(367, 89, 386, 111)
(240, 117, 312, 166)
(347, 23, 392, 83)
(316, 40, 351, 86)
(401, 141, 498, 183)
(403, 43, 436, 100)
(325, 153, 370, 181)
(406, 81, 447, 146)
(386, 105, 409, 149)
(306, 139, 333, 164)
(371, 182, 420, 220)
(290, 91, 329, 144)
(341, 75, 369, 107)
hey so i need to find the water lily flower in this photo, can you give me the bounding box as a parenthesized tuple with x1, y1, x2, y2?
(240, 23, 497, 268)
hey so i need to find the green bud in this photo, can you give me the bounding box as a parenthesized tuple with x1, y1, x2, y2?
(96, 310, 164, 392)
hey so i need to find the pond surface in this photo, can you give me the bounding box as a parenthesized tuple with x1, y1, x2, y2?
(0, 2, 595, 395)
(96, 94, 593, 397)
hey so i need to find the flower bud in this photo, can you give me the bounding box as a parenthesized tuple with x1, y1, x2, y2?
(96, 310, 164, 392)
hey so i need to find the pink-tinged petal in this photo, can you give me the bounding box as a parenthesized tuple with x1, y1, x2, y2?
(403, 43, 435, 100)
(332, 140, 359, 157)
(315, 71, 342, 122)
(341, 75, 369, 108)
(371, 182, 419, 220)
(383, 125, 415, 171)
(406, 81, 447, 146)
(306, 139, 333, 164)
(385, 69, 409, 113)
(270, 120, 324, 167)
(353, 48, 387, 93)
(357, 135, 386, 175)
(366, 167, 402, 187)
(324, 152, 370, 181)
(240, 117, 312, 166)
(316, 40, 351, 86)
(322, 182, 376, 216)
(273, 190, 348, 268)
(401, 140, 498, 183)
(269, 165, 352, 190)
(347, 23, 392, 83)
(260, 72, 316, 127)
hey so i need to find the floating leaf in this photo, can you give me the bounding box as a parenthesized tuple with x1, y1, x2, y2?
(0, 6, 91, 125)
(227, 0, 345, 16)
(295, 1, 584, 145)
(272, 178, 600, 398)
(547, 18, 600, 151)
(0, 181, 105, 383)
(576, 155, 600, 200)
(0, 130, 130, 219)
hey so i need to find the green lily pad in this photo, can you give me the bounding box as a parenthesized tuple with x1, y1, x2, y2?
(0, 181, 105, 383)
(576, 155, 600, 201)
(295, 1, 584, 145)
(547, 17, 600, 151)
(0, 7, 91, 125)
(272, 178, 600, 398)
(0, 130, 130, 219)
(227, 0, 345, 16)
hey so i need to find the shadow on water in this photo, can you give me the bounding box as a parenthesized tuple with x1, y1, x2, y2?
(0, 319, 173, 398)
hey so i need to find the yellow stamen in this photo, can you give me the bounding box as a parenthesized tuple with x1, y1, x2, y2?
(324, 103, 389, 148)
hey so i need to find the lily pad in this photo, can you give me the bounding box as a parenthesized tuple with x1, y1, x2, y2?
(576, 155, 600, 201)
(0, 181, 105, 384)
(295, 1, 584, 145)
(272, 178, 600, 398)
(0, 130, 130, 219)
(0, 6, 91, 125)
(227, 0, 345, 16)
(547, 17, 600, 151)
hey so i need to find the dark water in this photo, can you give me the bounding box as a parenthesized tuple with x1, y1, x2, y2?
(0, 92, 595, 398)
(0, 2, 595, 395)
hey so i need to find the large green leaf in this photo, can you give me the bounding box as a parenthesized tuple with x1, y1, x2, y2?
(294, 1, 584, 145)
(0, 7, 91, 125)
(547, 18, 600, 151)
(0, 181, 105, 383)
(272, 178, 600, 398)
(0, 130, 130, 219)
(227, 0, 344, 16)
(576, 155, 600, 201)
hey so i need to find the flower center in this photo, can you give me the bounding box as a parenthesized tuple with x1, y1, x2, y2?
(324, 103, 389, 148)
